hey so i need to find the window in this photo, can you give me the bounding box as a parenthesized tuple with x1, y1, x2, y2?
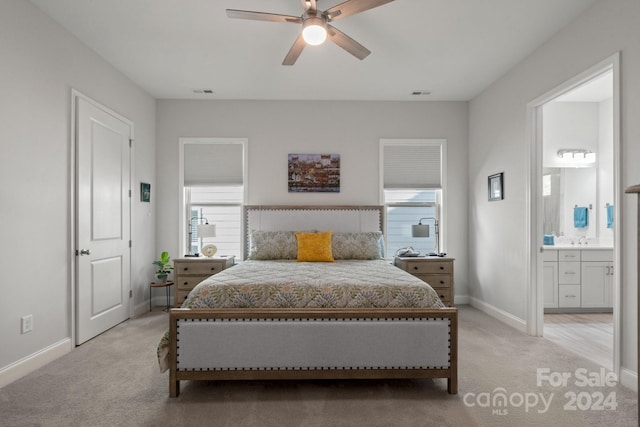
(380, 139, 446, 258)
(187, 186, 243, 257)
(180, 138, 247, 259)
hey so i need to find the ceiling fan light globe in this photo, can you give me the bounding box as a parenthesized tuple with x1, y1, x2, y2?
(302, 17, 327, 45)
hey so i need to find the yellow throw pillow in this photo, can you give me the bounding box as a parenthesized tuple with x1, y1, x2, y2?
(295, 231, 335, 262)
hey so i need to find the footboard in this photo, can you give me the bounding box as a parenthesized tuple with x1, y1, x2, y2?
(169, 308, 457, 397)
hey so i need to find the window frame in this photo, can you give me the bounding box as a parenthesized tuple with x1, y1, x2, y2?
(178, 138, 248, 258)
(379, 139, 447, 258)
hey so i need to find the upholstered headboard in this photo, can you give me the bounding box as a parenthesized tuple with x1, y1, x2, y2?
(243, 205, 384, 260)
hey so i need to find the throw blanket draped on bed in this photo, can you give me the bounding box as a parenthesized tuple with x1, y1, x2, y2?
(157, 260, 445, 372)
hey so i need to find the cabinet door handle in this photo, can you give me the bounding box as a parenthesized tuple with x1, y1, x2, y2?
(564, 272, 576, 275)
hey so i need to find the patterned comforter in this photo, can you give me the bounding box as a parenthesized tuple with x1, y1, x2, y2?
(157, 260, 445, 371)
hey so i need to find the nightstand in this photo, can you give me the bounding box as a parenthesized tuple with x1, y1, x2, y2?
(394, 256, 455, 306)
(173, 256, 235, 306)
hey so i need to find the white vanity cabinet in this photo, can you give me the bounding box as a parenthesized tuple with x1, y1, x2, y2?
(543, 250, 559, 308)
(543, 248, 613, 312)
(580, 250, 614, 308)
(558, 250, 581, 308)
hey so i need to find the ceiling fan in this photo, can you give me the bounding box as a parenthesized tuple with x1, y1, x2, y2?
(226, 0, 396, 65)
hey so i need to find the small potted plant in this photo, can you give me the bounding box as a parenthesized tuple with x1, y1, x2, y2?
(153, 251, 174, 283)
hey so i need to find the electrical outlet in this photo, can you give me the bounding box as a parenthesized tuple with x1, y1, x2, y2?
(21, 315, 33, 334)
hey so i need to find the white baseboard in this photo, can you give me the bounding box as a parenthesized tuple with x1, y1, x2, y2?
(454, 294, 470, 305)
(470, 296, 527, 333)
(619, 367, 638, 392)
(134, 300, 151, 317)
(0, 338, 71, 389)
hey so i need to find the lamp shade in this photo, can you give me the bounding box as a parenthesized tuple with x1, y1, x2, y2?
(411, 224, 430, 238)
(197, 223, 216, 238)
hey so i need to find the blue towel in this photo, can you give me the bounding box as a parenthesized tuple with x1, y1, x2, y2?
(607, 205, 614, 228)
(574, 207, 589, 228)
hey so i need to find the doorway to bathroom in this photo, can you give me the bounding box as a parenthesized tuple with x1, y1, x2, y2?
(527, 53, 620, 374)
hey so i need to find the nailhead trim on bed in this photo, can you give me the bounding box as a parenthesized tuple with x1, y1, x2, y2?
(175, 316, 451, 371)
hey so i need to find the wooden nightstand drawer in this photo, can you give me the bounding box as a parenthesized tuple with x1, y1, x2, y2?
(175, 290, 190, 306)
(175, 262, 224, 275)
(414, 274, 451, 288)
(176, 276, 207, 289)
(394, 256, 455, 306)
(433, 287, 452, 306)
(404, 261, 452, 274)
(173, 257, 235, 306)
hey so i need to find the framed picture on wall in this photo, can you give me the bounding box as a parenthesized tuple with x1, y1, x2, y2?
(488, 173, 504, 201)
(288, 153, 340, 193)
(140, 182, 151, 202)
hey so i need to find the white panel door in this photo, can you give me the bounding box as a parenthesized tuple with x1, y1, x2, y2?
(76, 97, 131, 345)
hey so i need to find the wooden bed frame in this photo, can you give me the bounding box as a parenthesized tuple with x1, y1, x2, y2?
(168, 206, 458, 397)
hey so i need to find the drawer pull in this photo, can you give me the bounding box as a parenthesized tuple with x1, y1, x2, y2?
(183, 267, 189, 271)
(183, 282, 188, 285)
(440, 266, 444, 270)
(414, 266, 418, 270)
(564, 272, 576, 275)
(440, 280, 445, 284)
(210, 267, 217, 271)
(564, 294, 577, 298)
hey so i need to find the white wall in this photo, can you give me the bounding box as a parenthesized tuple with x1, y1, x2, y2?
(156, 100, 469, 299)
(469, 0, 639, 386)
(542, 102, 599, 168)
(0, 0, 156, 384)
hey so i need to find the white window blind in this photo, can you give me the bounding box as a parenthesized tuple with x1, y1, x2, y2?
(184, 143, 244, 186)
(383, 142, 442, 189)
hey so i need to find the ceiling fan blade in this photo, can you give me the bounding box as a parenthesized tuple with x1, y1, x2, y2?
(324, 0, 395, 21)
(226, 9, 302, 24)
(282, 34, 307, 66)
(326, 24, 370, 60)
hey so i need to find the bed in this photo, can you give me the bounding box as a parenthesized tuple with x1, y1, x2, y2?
(158, 205, 458, 397)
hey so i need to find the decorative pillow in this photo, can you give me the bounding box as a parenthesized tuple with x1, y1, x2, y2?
(295, 231, 335, 262)
(332, 231, 384, 260)
(248, 230, 297, 260)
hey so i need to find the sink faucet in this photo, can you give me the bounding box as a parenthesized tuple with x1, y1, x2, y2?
(578, 236, 588, 245)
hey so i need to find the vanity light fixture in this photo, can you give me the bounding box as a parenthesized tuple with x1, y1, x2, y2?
(557, 149, 596, 165)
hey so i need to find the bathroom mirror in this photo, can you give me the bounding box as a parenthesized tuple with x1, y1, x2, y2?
(543, 167, 597, 240)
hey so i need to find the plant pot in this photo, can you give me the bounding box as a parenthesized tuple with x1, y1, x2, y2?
(156, 273, 168, 283)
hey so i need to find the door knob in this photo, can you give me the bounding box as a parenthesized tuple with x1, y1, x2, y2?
(79, 249, 91, 255)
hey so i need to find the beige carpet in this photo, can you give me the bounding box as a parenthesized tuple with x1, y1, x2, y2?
(0, 306, 636, 426)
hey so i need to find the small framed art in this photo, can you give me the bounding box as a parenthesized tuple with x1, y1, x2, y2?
(140, 182, 151, 202)
(488, 173, 503, 201)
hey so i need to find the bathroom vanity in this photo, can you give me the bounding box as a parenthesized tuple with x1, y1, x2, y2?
(543, 246, 613, 312)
